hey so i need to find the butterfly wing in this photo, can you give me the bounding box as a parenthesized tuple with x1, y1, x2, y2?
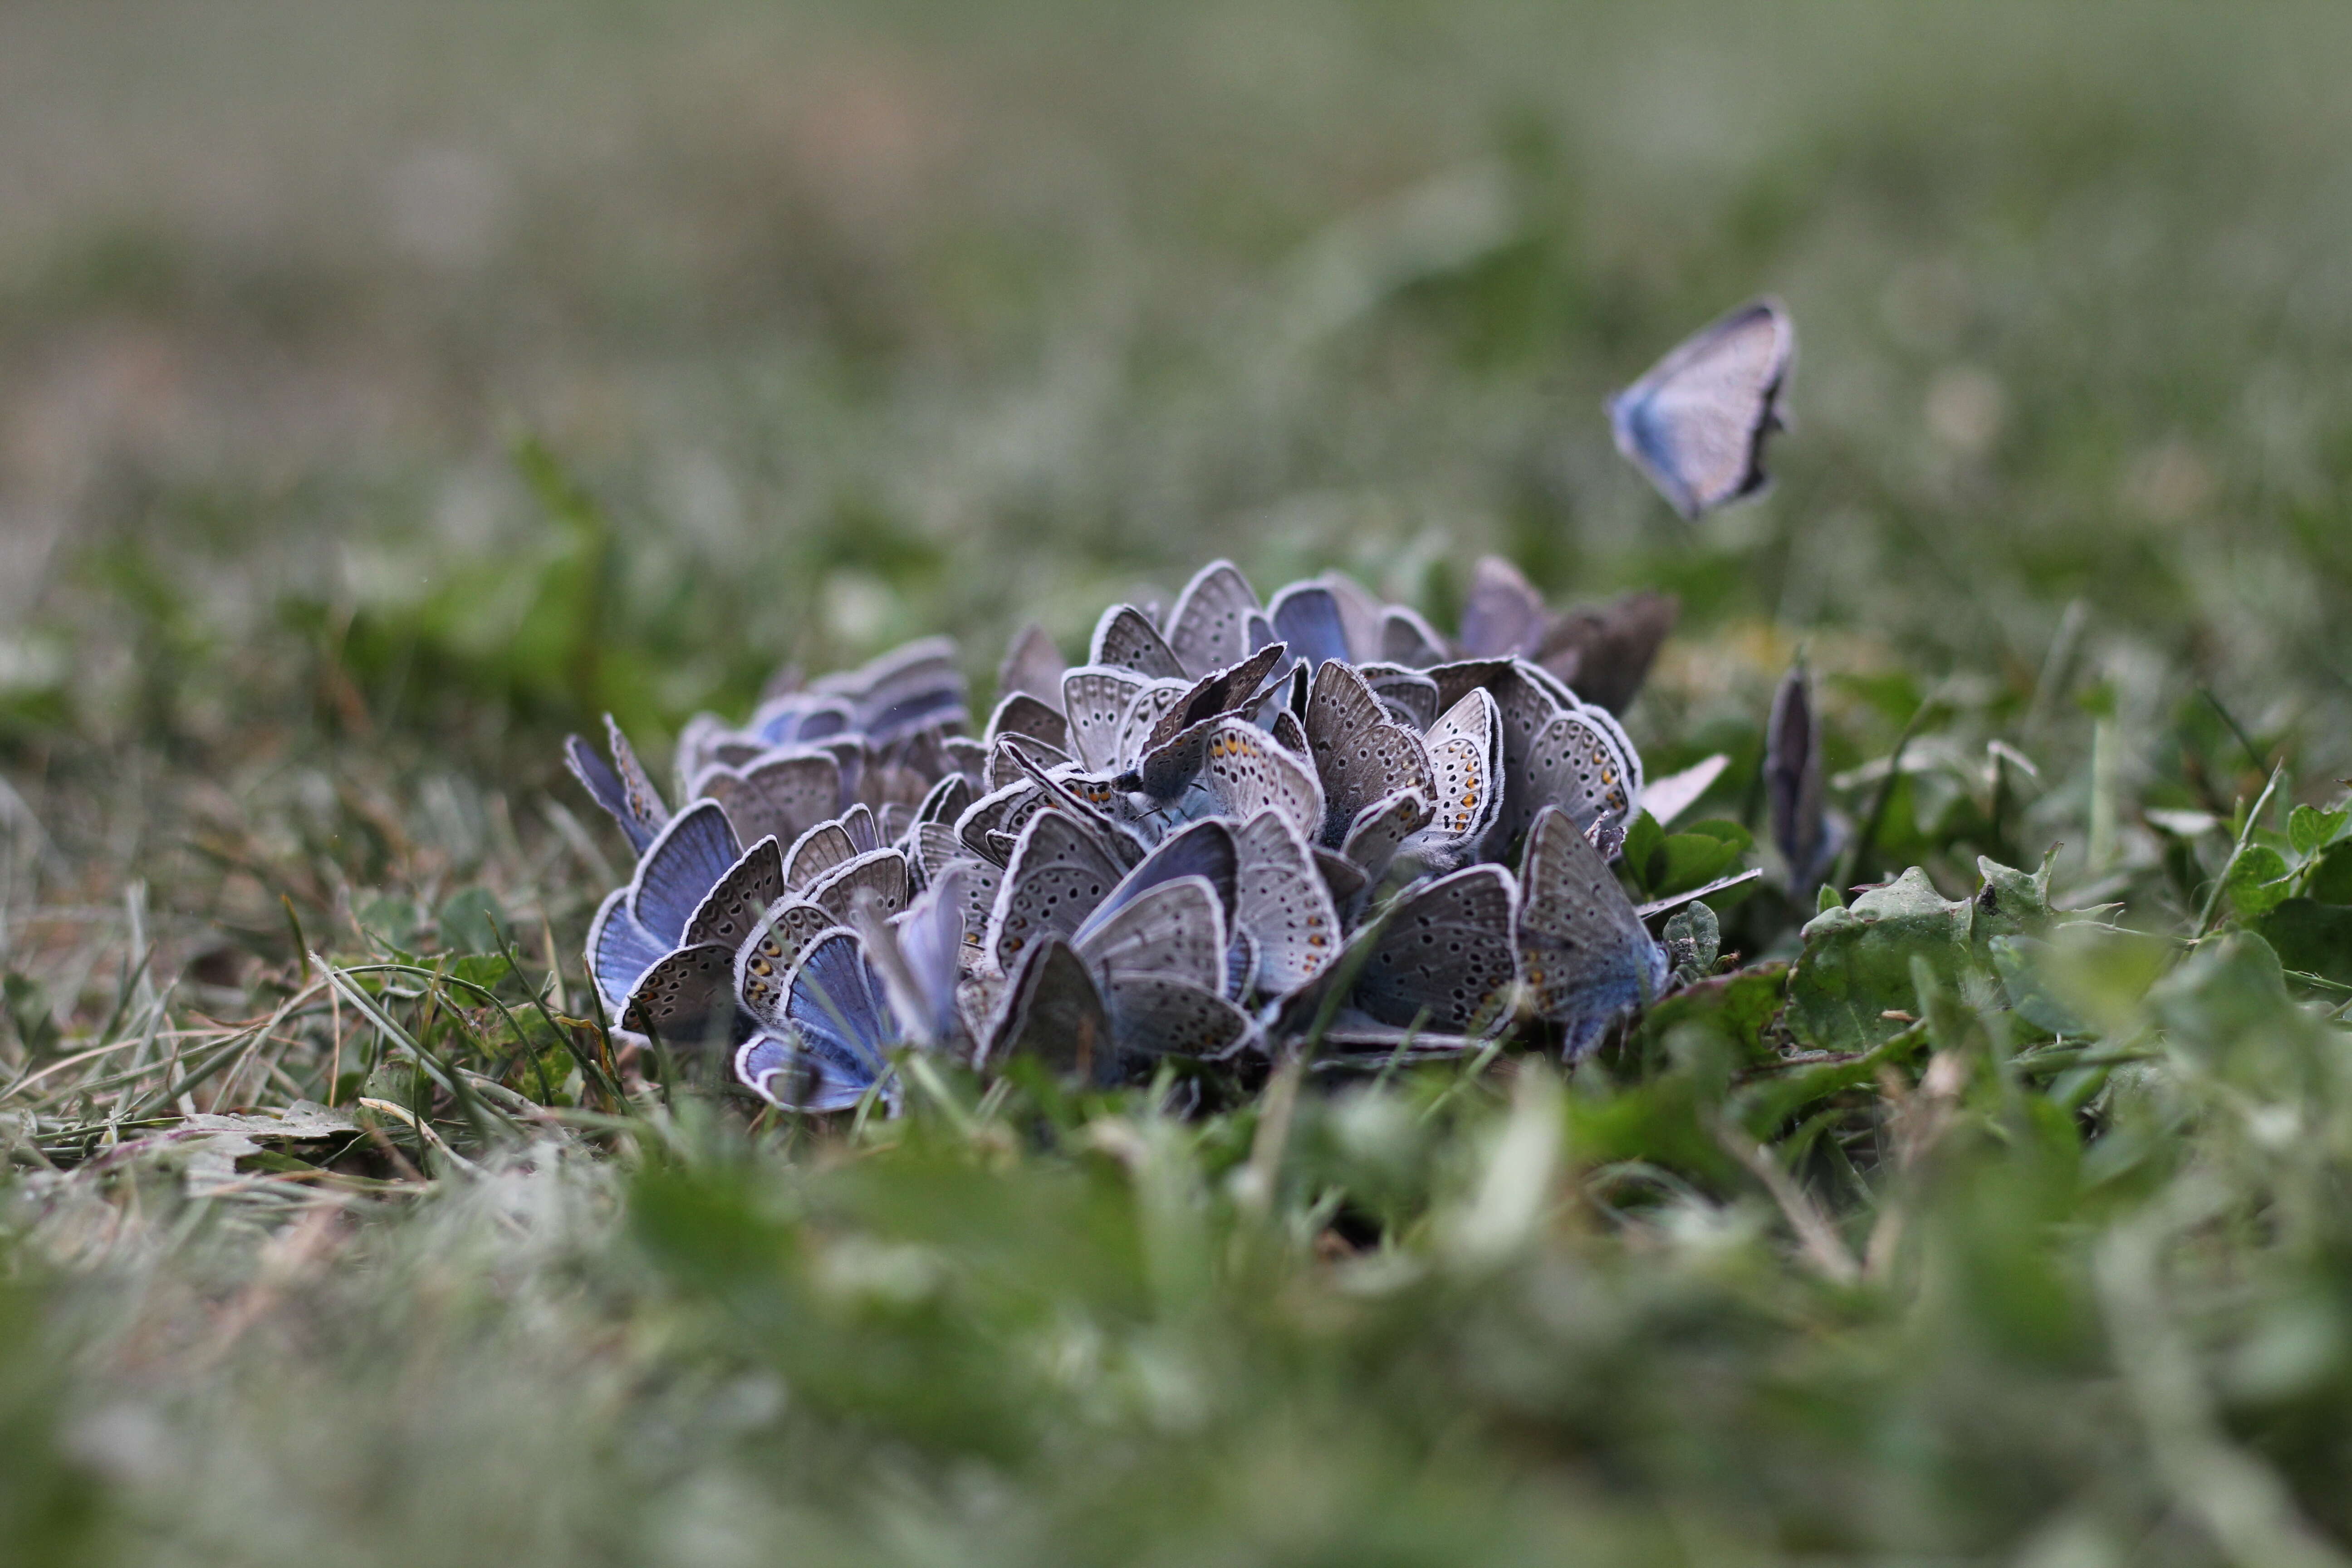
(808, 848, 911, 925)
(1090, 604, 1187, 680)
(691, 750, 842, 848)
(683, 837, 786, 948)
(1164, 559, 1263, 677)
(627, 800, 743, 946)
(1498, 703, 1641, 852)
(1061, 665, 1149, 772)
(733, 1029, 875, 1113)
(813, 636, 964, 738)
(997, 623, 1068, 712)
(1609, 299, 1793, 518)
(1305, 661, 1434, 846)
(1352, 864, 1520, 1034)
(1379, 606, 1449, 668)
(1455, 556, 1547, 659)
(1534, 589, 1679, 715)
(1360, 664, 1440, 731)
(1072, 874, 1227, 990)
(987, 810, 1126, 972)
(985, 692, 1072, 755)
(1517, 805, 1668, 1059)
(1103, 975, 1254, 1065)
(1093, 819, 1237, 925)
(782, 928, 897, 1073)
(1338, 789, 1431, 885)
(1195, 719, 1325, 840)
(860, 866, 969, 1052)
(1135, 642, 1290, 759)
(1232, 809, 1342, 995)
(586, 888, 668, 1014)
(1766, 663, 1840, 889)
(1112, 679, 1198, 771)
(736, 898, 843, 1028)
(1413, 688, 1504, 859)
(620, 943, 739, 1049)
(916, 773, 974, 829)
(783, 820, 858, 891)
(983, 936, 1114, 1081)
(564, 717, 670, 852)
(1267, 582, 1353, 669)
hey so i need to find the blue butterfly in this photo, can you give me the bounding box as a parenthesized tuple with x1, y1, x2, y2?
(1609, 299, 1794, 519)
(733, 867, 969, 1112)
(582, 799, 741, 1015)
(563, 715, 670, 853)
(1516, 804, 1667, 1060)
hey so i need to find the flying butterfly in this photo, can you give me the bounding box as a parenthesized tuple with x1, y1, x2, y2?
(1608, 298, 1795, 519)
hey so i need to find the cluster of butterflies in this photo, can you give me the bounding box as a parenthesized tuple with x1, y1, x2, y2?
(568, 299, 1800, 1114)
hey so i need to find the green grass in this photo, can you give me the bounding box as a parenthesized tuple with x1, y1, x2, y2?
(10, 2, 2352, 1562)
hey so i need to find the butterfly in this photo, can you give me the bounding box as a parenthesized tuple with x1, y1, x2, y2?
(732, 928, 905, 1112)
(564, 715, 671, 853)
(997, 622, 1068, 713)
(809, 635, 969, 745)
(733, 863, 973, 1109)
(1230, 809, 1342, 995)
(687, 748, 844, 849)
(598, 828, 782, 1044)
(985, 935, 1253, 1088)
(1089, 603, 1187, 681)
(1401, 688, 1504, 866)
(1765, 661, 1842, 891)
(1346, 863, 1521, 1034)
(588, 801, 741, 1001)
(1121, 716, 1326, 843)
(1450, 557, 1678, 716)
(1303, 661, 1434, 848)
(1608, 298, 1795, 519)
(1534, 591, 1680, 715)
(984, 691, 1073, 760)
(1163, 559, 1265, 678)
(1516, 805, 1668, 1060)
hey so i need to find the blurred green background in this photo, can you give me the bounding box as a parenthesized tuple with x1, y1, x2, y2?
(10, 4, 2352, 1564)
(10, 0, 2352, 769)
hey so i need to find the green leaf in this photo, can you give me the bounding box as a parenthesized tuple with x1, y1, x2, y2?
(2253, 898, 2352, 987)
(2148, 932, 2303, 1068)
(1986, 936, 2087, 1036)
(2306, 842, 2352, 904)
(1649, 831, 1750, 899)
(2288, 804, 2349, 856)
(1621, 811, 1666, 897)
(437, 887, 511, 955)
(1676, 819, 1754, 852)
(1640, 961, 1788, 1065)
(1973, 853, 2058, 946)
(2035, 923, 2176, 1039)
(2225, 845, 2292, 921)
(1786, 867, 1974, 1051)
(448, 952, 516, 990)
(356, 893, 422, 948)
(1661, 902, 1720, 985)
